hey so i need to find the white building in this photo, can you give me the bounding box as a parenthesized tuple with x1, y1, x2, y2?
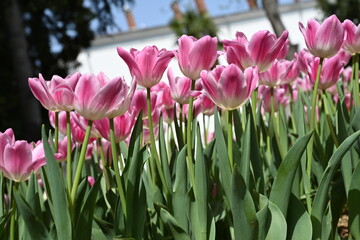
(76, 1, 320, 82)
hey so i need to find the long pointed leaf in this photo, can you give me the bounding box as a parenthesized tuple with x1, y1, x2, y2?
(41, 126, 72, 239)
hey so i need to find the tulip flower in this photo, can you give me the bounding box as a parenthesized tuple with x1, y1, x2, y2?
(49, 111, 67, 135)
(117, 46, 174, 88)
(167, 68, 192, 105)
(200, 64, 258, 110)
(0, 129, 47, 182)
(295, 49, 315, 73)
(74, 72, 135, 121)
(95, 112, 135, 143)
(130, 89, 158, 119)
(259, 86, 288, 113)
(28, 72, 81, 111)
(152, 81, 174, 110)
(174, 35, 218, 80)
(343, 20, 360, 55)
(306, 55, 344, 90)
(222, 30, 289, 72)
(299, 15, 344, 58)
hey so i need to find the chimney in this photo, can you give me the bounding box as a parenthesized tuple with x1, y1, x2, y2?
(247, 0, 258, 9)
(124, 9, 136, 30)
(171, 1, 183, 20)
(193, 0, 208, 14)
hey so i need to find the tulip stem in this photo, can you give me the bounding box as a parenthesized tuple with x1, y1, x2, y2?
(322, 93, 339, 148)
(306, 57, 323, 212)
(227, 110, 234, 171)
(270, 88, 285, 160)
(66, 111, 72, 195)
(109, 118, 127, 220)
(186, 80, 196, 197)
(54, 111, 59, 152)
(354, 54, 359, 108)
(179, 104, 184, 143)
(146, 88, 170, 198)
(203, 114, 207, 146)
(70, 120, 92, 205)
(10, 182, 18, 240)
(98, 138, 110, 190)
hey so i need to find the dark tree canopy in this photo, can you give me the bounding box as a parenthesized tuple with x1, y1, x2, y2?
(0, 0, 134, 140)
(317, 0, 360, 23)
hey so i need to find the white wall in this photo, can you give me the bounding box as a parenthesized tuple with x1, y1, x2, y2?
(75, 1, 320, 84)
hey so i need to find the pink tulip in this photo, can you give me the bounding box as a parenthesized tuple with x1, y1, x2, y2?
(49, 111, 67, 135)
(201, 94, 216, 116)
(295, 49, 315, 73)
(130, 89, 158, 118)
(0, 129, 46, 182)
(117, 46, 174, 88)
(343, 20, 360, 55)
(201, 64, 258, 110)
(152, 81, 174, 109)
(70, 112, 98, 143)
(74, 72, 135, 121)
(182, 99, 203, 119)
(56, 137, 74, 162)
(258, 86, 288, 113)
(259, 59, 299, 87)
(299, 15, 344, 58)
(28, 72, 81, 111)
(95, 112, 135, 143)
(222, 30, 289, 72)
(280, 59, 300, 84)
(87, 176, 95, 187)
(174, 35, 218, 80)
(306, 55, 344, 90)
(167, 68, 192, 104)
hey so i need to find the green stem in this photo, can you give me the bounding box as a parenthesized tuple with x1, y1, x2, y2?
(54, 111, 59, 152)
(179, 103, 184, 143)
(98, 138, 111, 190)
(109, 118, 127, 220)
(270, 87, 285, 160)
(227, 110, 234, 171)
(322, 93, 339, 147)
(306, 57, 323, 212)
(116, 143, 124, 171)
(203, 114, 207, 145)
(146, 88, 169, 198)
(354, 54, 359, 108)
(10, 182, 18, 240)
(70, 120, 93, 204)
(186, 80, 196, 196)
(66, 111, 72, 195)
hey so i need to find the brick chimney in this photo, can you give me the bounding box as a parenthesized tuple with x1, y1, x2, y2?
(247, 0, 258, 9)
(194, 0, 207, 14)
(171, 1, 183, 20)
(123, 7, 136, 30)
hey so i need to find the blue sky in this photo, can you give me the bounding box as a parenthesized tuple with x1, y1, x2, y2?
(94, 0, 304, 33)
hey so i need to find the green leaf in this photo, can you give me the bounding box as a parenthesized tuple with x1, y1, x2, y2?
(265, 201, 287, 240)
(127, 112, 143, 160)
(349, 161, 360, 239)
(214, 111, 232, 203)
(287, 194, 312, 240)
(269, 131, 313, 216)
(173, 104, 184, 150)
(231, 165, 258, 240)
(240, 119, 251, 186)
(311, 130, 360, 240)
(41, 126, 72, 239)
(75, 174, 102, 240)
(14, 191, 50, 239)
(194, 126, 208, 240)
(159, 116, 172, 192)
(159, 208, 191, 240)
(172, 146, 189, 233)
(125, 138, 146, 237)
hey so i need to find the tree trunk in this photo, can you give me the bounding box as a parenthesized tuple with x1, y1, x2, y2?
(262, 0, 298, 58)
(3, 0, 42, 141)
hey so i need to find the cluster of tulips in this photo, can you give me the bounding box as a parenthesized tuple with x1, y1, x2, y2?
(2, 14, 360, 239)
